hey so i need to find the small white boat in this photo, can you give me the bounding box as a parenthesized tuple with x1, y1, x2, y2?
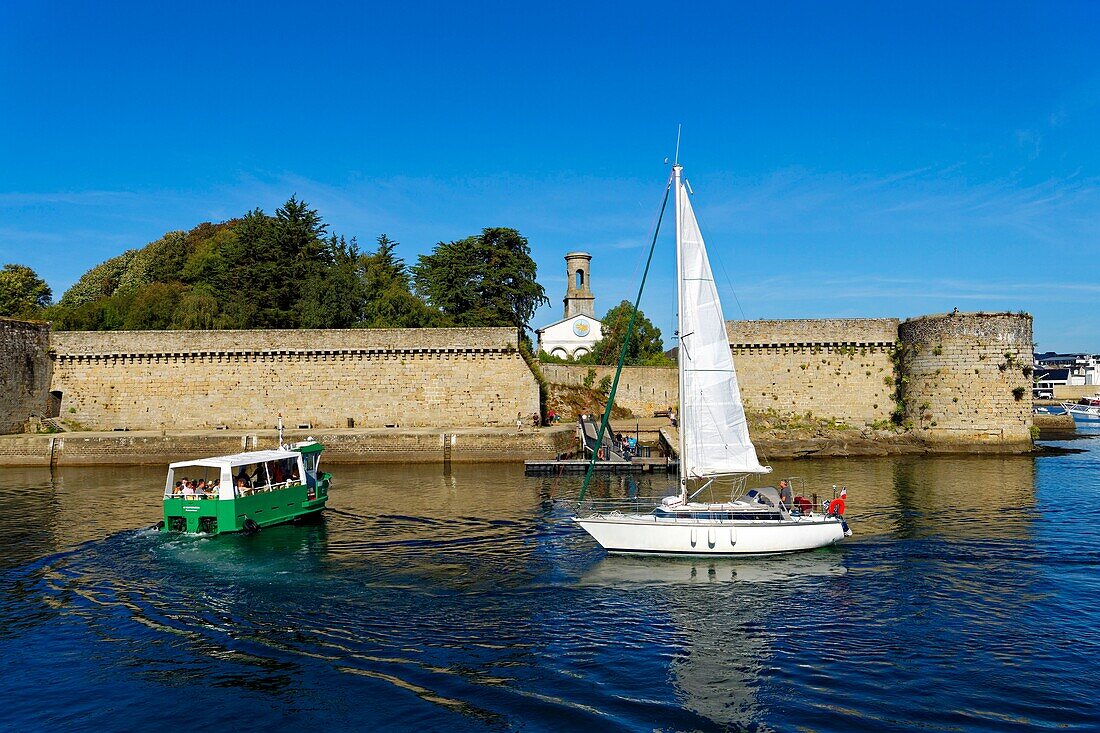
(574, 162, 850, 555)
(1061, 395, 1100, 424)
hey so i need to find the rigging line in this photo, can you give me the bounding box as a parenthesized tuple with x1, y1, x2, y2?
(579, 172, 673, 503)
(604, 175, 678, 360)
(712, 236, 749, 321)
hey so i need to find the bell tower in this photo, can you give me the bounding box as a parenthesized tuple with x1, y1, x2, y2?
(563, 251, 595, 319)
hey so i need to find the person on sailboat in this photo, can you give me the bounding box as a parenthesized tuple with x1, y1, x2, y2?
(778, 480, 793, 509)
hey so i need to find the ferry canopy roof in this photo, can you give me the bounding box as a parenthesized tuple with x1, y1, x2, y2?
(168, 449, 301, 470)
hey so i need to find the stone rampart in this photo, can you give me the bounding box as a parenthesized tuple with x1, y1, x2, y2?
(0, 428, 569, 466)
(49, 328, 540, 430)
(0, 318, 51, 434)
(1054, 385, 1100, 400)
(726, 319, 899, 425)
(898, 312, 1032, 448)
(539, 364, 678, 417)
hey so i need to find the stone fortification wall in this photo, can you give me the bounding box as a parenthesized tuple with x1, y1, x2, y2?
(1054, 385, 1100, 400)
(726, 319, 900, 425)
(49, 328, 540, 430)
(898, 313, 1032, 448)
(0, 427, 570, 467)
(539, 364, 678, 417)
(0, 318, 51, 434)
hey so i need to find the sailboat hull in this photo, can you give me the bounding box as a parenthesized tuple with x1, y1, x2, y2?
(573, 515, 846, 556)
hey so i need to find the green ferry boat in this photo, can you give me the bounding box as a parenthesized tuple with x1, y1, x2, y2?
(160, 440, 330, 535)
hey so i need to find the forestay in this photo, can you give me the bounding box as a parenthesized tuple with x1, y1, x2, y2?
(676, 181, 770, 478)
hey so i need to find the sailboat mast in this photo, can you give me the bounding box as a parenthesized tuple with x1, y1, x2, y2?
(673, 163, 687, 501)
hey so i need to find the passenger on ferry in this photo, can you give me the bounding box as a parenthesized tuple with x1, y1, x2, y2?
(182, 481, 198, 500)
(235, 477, 250, 496)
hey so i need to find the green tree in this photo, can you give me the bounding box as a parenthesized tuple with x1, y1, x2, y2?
(298, 235, 365, 328)
(122, 282, 186, 329)
(0, 264, 53, 317)
(48, 197, 463, 332)
(588, 300, 669, 365)
(172, 289, 220, 329)
(235, 197, 330, 328)
(59, 251, 136, 307)
(412, 227, 547, 335)
(360, 234, 445, 327)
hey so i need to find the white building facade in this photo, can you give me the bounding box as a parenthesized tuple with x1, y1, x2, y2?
(536, 251, 603, 359)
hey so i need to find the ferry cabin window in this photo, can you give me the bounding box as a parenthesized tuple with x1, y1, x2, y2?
(303, 454, 318, 473)
(169, 468, 219, 499)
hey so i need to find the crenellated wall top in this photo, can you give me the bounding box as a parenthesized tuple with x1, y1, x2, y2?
(726, 318, 899, 347)
(899, 312, 1032, 345)
(50, 327, 521, 357)
(1, 316, 50, 333)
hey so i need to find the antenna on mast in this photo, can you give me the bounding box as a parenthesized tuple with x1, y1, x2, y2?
(674, 124, 682, 165)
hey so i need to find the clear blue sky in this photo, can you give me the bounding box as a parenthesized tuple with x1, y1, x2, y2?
(2, 1, 1098, 352)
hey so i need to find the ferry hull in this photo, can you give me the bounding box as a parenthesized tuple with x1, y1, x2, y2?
(573, 515, 846, 555)
(163, 480, 329, 535)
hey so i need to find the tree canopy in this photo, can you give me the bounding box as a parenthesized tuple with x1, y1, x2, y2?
(412, 227, 548, 336)
(586, 300, 672, 366)
(41, 201, 547, 336)
(0, 264, 52, 318)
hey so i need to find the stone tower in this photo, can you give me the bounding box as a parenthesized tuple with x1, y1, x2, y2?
(563, 252, 595, 319)
(897, 311, 1033, 450)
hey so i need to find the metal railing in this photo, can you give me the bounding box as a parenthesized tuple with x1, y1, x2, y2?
(164, 479, 304, 500)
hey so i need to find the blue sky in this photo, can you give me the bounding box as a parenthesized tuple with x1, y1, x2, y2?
(1, 1, 1098, 351)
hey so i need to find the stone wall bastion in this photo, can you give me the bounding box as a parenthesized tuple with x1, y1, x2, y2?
(725, 318, 900, 425)
(0, 318, 52, 434)
(48, 328, 541, 431)
(541, 319, 900, 425)
(897, 312, 1033, 449)
(0, 314, 1038, 457)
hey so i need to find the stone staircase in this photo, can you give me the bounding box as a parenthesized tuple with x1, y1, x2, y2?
(40, 417, 68, 433)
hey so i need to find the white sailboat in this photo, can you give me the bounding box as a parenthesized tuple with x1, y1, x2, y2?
(573, 163, 851, 555)
(1061, 395, 1100, 425)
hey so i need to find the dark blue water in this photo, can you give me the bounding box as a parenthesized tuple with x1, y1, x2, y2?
(2, 435, 1099, 732)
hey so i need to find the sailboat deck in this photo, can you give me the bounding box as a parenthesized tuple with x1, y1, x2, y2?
(578, 509, 840, 528)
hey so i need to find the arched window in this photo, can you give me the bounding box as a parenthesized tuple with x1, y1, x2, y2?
(551, 348, 568, 359)
(575, 269, 584, 289)
(573, 347, 589, 358)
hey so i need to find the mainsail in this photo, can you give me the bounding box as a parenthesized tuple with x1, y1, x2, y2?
(676, 172, 770, 478)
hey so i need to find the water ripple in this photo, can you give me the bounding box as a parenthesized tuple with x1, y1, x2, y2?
(2, 447, 1100, 731)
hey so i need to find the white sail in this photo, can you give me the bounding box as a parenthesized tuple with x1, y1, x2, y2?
(676, 178, 770, 478)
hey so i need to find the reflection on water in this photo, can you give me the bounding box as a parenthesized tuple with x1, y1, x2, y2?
(2, 441, 1100, 731)
(580, 552, 849, 725)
